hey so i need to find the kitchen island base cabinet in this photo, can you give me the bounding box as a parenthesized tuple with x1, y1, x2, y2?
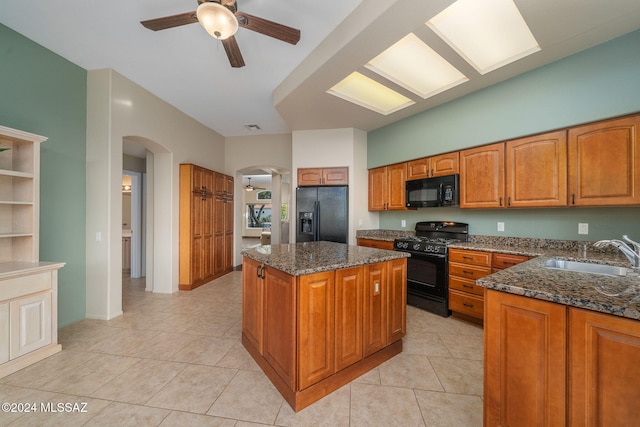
(242, 257, 406, 411)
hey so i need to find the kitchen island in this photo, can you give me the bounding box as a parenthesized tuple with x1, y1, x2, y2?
(241, 241, 409, 411)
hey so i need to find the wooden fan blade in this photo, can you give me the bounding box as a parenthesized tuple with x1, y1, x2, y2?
(222, 36, 245, 68)
(141, 11, 198, 31)
(236, 12, 300, 45)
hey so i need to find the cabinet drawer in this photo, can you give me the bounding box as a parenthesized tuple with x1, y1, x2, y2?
(449, 262, 492, 280)
(492, 253, 529, 269)
(449, 276, 485, 296)
(448, 249, 491, 267)
(356, 238, 394, 250)
(449, 289, 484, 319)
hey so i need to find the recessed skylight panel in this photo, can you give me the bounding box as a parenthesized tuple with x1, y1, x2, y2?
(365, 33, 468, 99)
(327, 72, 415, 115)
(427, 0, 540, 74)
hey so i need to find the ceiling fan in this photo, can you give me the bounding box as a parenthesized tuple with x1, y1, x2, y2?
(245, 177, 266, 192)
(140, 0, 301, 68)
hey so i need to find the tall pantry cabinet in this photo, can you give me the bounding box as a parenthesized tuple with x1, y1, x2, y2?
(0, 125, 65, 378)
(179, 164, 234, 290)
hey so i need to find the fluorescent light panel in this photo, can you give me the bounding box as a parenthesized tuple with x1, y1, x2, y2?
(427, 0, 540, 75)
(366, 33, 468, 99)
(327, 72, 415, 115)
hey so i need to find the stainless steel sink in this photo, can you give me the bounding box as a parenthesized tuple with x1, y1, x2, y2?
(544, 259, 632, 277)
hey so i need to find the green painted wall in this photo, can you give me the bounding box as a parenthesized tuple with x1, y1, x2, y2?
(0, 24, 87, 327)
(368, 30, 640, 241)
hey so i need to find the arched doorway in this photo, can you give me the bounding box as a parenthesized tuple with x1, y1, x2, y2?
(234, 166, 290, 266)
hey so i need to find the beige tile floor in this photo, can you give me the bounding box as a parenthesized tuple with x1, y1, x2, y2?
(0, 272, 484, 426)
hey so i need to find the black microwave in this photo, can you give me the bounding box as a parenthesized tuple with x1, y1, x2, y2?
(406, 174, 459, 208)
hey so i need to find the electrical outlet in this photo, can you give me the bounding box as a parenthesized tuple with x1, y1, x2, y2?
(578, 223, 589, 235)
(497, 222, 505, 232)
(401, 219, 406, 228)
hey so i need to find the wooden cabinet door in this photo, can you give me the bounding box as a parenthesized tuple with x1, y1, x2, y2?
(297, 168, 323, 186)
(242, 257, 263, 354)
(224, 175, 234, 272)
(363, 262, 387, 357)
(322, 167, 348, 185)
(9, 292, 52, 359)
(386, 258, 406, 344)
(569, 308, 640, 426)
(263, 266, 297, 390)
(0, 302, 9, 363)
(430, 152, 459, 177)
(213, 172, 225, 275)
(484, 290, 567, 427)
(407, 158, 429, 180)
(460, 143, 505, 208)
(335, 267, 363, 371)
(368, 167, 387, 211)
(298, 271, 335, 390)
(568, 114, 640, 206)
(506, 130, 568, 207)
(386, 163, 407, 210)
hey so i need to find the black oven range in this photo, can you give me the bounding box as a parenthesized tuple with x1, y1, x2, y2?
(394, 221, 469, 317)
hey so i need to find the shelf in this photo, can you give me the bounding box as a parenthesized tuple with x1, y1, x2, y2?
(0, 233, 33, 238)
(0, 201, 33, 205)
(0, 125, 44, 262)
(0, 169, 34, 179)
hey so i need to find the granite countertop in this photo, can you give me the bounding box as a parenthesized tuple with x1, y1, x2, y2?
(457, 236, 640, 319)
(356, 230, 640, 319)
(356, 229, 414, 242)
(478, 257, 640, 320)
(241, 241, 409, 276)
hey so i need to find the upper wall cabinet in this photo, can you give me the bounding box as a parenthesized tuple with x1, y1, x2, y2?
(407, 152, 459, 180)
(461, 131, 568, 209)
(460, 143, 505, 208)
(297, 167, 348, 186)
(368, 163, 407, 211)
(0, 125, 46, 262)
(506, 130, 568, 208)
(568, 114, 640, 206)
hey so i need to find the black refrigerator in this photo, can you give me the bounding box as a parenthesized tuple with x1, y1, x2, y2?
(296, 186, 348, 243)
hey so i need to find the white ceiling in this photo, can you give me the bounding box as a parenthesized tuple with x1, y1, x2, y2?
(2, 0, 640, 138)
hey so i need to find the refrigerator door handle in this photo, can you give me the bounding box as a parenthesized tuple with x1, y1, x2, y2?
(314, 200, 320, 241)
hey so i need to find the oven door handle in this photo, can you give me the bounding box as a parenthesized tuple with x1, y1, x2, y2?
(405, 252, 446, 259)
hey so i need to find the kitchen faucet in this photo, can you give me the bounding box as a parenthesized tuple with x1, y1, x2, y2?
(593, 235, 640, 269)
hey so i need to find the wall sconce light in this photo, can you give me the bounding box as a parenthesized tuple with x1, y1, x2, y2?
(122, 185, 132, 193)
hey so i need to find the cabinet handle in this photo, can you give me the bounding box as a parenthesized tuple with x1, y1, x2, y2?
(462, 270, 475, 275)
(256, 265, 265, 279)
(572, 193, 575, 205)
(463, 284, 474, 289)
(502, 261, 516, 266)
(499, 197, 503, 206)
(463, 302, 474, 308)
(507, 196, 511, 206)
(462, 256, 474, 260)
(256, 265, 261, 278)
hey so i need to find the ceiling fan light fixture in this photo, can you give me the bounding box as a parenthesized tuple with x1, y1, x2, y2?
(196, 2, 239, 40)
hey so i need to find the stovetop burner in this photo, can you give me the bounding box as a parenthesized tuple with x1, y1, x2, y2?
(393, 221, 469, 255)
